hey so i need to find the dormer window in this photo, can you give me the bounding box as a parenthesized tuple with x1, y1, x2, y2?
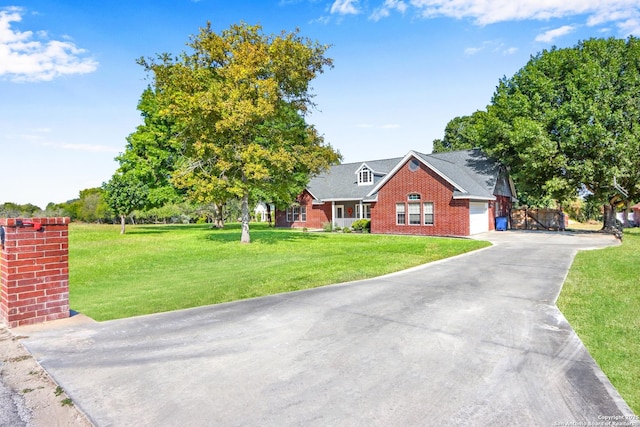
(356, 164, 373, 186)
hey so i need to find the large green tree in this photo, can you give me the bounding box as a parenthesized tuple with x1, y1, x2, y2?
(437, 37, 640, 230)
(140, 22, 340, 242)
(432, 113, 485, 153)
(116, 87, 185, 208)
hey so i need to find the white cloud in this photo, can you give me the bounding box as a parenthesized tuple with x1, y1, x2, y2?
(6, 128, 119, 153)
(535, 25, 576, 43)
(330, 0, 360, 15)
(370, 0, 408, 21)
(0, 7, 98, 82)
(362, 0, 640, 36)
(616, 18, 640, 36)
(464, 40, 517, 55)
(309, 15, 332, 25)
(464, 46, 483, 55)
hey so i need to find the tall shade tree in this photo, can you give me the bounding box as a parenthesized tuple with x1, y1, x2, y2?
(445, 37, 640, 230)
(139, 22, 340, 243)
(432, 112, 486, 153)
(117, 87, 186, 208)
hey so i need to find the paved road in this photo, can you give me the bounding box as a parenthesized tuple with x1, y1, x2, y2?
(16, 230, 637, 426)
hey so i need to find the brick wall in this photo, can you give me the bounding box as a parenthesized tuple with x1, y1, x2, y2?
(0, 217, 70, 327)
(275, 190, 331, 229)
(371, 158, 471, 236)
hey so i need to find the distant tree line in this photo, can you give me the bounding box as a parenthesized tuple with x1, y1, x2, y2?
(1, 190, 245, 225)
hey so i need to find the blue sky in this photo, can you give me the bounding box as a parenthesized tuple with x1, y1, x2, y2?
(2, 0, 640, 208)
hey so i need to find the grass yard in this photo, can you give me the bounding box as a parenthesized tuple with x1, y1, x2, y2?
(558, 227, 640, 415)
(70, 222, 489, 321)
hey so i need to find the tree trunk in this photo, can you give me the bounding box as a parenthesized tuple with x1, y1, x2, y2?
(240, 193, 251, 243)
(602, 203, 616, 229)
(120, 214, 126, 234)
(214, 203, 225, 228)
(602, 203, 623, 239)
(266, 203, 272, 227)
(622, 200, 631, 227)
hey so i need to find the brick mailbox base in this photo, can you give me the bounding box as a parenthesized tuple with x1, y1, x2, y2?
(0, 217, 70, 328)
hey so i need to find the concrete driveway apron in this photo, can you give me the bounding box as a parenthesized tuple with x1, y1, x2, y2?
(17, 230, 637, 426)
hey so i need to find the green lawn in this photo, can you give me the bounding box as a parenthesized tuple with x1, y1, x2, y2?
(70, 222, 489, 321)
(558, 228, 640, 415)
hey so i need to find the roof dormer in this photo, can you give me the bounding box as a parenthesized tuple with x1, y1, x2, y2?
(355, 163, 374, 186)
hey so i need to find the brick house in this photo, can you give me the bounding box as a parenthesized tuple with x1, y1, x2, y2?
(275, 149, 516, 237)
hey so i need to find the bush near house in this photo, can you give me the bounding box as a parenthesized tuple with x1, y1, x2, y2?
(351, 219, 371, 233)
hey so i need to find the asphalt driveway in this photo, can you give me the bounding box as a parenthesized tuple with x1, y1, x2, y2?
(17, 230, 637, 426)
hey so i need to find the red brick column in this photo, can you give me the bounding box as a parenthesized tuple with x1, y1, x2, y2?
(0, 217, 70, 327)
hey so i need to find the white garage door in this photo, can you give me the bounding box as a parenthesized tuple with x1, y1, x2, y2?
(469, 202, 489, 235)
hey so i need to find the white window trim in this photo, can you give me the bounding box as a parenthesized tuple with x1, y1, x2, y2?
(286, 205, 306, 222)
(355, 203, 371, 219)
(424, 202, 434, 225)
(408, 203, 421, 225)
(356, 164, 374, 186)
(396, 203, 406, 225)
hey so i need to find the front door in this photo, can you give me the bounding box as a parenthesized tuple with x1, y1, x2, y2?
(335, 205, 344, 219)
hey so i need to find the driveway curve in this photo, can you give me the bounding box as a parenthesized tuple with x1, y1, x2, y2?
(18, 230, 637, 426)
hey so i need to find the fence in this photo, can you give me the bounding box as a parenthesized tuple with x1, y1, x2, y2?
(334, 218, 357, 229)
(511, 209, 567, 231)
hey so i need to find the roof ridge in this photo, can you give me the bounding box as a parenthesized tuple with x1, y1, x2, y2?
(337, 156, 404, 166)
(415, 150, 458, 166)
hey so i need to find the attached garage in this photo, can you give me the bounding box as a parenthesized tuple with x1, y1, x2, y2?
(469, 202, 489, 234)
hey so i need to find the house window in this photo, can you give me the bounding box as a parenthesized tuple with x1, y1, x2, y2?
(286, 205, 306, 222)
(424, 202, 434, 225)
(408, 203, 421, 225)
(396, 203, 405, 225)
(355, 203, 371, 219)
(408, 193, 421, 201)
(358, 166, 373, 185)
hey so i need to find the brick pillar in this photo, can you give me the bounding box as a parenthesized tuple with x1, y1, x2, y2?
(0, 217, 70, 328)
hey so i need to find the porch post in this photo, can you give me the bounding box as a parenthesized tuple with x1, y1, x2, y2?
(331, 201, 335, 231)
(359, 201, 364, 219)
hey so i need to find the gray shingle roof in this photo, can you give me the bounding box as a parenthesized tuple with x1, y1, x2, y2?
(414, 149, 501, 200)
(307, 157, 402, 201)
(307, 149, 506, 202)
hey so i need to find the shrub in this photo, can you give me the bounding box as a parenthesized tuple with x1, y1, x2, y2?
(352, 219, 371, 232)
(322, 222, 332, 232)
(343, 227, 352, 233)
